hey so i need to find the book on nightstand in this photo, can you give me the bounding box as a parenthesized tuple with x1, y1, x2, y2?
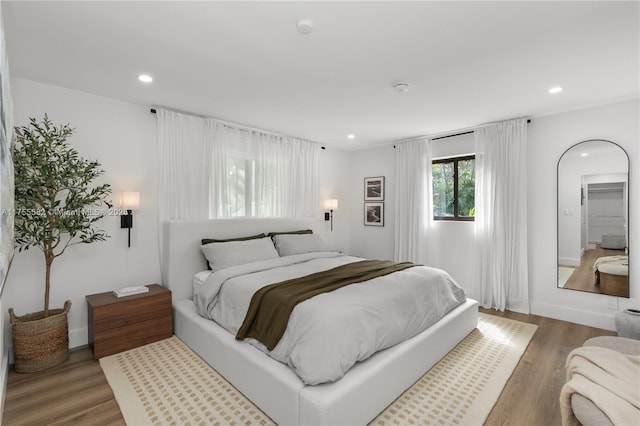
(113, 286, 149, 297)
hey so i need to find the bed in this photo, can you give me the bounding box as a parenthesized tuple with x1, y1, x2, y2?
(162, 218, 479, 425)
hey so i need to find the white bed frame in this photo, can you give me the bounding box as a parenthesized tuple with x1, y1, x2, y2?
(162, 219, 479, 426)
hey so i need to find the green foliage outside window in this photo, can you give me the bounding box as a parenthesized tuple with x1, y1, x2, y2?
(457, 159, 475, 217)
(432, 156, 475, 220)
(432, 162, 454, 217)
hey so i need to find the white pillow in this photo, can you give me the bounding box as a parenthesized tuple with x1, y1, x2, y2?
(273, 234, 326, 257)
(192, 270, 212, 295)
(201, 237, 279, 272)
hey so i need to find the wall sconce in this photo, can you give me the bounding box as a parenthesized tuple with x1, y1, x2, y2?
(324, 199, 338, 232)
(120, 191, 140, 247)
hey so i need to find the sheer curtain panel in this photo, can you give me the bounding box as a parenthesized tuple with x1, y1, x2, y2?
(157, 109, 213, 221)
(474, 119, 529, 312)
(209, 123, 320, 218)
(158, 108, 320, 220)
(394, 138, 433, 264)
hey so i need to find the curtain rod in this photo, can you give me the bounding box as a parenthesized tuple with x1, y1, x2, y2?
(393, 118, 531, 147)
(431, 130, 474, 141)
(149, 108, 326, 150)
(432, 118, 531, 141)
(151, 107, 528, 150)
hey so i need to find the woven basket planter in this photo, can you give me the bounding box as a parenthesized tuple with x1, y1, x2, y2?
(9, 300, 72, 373)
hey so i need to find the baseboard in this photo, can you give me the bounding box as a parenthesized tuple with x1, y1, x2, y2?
(69, 326, 88, 350)
(558, 257, 580, 267)
(531, 301, 616, 331)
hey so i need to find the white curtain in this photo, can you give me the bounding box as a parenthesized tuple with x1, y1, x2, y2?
(474, 119, 529, 312)
(158, 108, 319, 221)
(157, 109, 213, 222)
(394, 138, 433, 264)
(209, 121, 320, 218)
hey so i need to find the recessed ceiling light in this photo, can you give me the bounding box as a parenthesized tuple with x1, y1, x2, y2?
(347, 134, 355, 140)
(548, 86, 563, 94)
(297, 19, 313, 34)
(138, 74, 153, 83)
(580, 152, 589, 157)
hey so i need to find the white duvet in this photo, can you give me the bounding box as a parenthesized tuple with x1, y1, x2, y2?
(194, 252, 466, 385)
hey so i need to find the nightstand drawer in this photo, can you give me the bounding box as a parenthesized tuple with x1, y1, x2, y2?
(92, 292, 171, 332)
(86, 284, 173, 359)
(92, 314, 173, 359)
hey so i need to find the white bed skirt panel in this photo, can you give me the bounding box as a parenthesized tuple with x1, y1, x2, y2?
(174, 298, 478, 426)
(174, 299, 303, 425)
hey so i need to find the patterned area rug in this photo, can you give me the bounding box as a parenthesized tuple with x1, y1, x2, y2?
(100, 314, 536, 426)
(371, 314, 537, 425)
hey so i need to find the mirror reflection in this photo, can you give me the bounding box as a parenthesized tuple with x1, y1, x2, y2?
(557, 140, 629, 297)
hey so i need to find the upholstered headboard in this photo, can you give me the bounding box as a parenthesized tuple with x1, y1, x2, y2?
(162, 218, 323, 301)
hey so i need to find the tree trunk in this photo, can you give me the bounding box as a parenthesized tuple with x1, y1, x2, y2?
(44, 250, 53, 317)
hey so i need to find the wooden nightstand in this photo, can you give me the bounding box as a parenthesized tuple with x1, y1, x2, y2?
(86, 284, 173, 359)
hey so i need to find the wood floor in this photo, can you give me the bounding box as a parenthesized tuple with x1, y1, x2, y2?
(2, 310, 616, 426)
(561, 244, 626, 294)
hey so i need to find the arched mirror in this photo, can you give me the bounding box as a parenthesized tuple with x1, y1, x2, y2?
(557, 140, 629, 297)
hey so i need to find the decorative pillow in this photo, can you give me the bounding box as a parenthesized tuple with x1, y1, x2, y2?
(201, 237, 279, 272)
(267, 229, 313, 239)
(201, 233, 265, 246)
(273, 234, 326, 257)
(200, 233, 267, 270)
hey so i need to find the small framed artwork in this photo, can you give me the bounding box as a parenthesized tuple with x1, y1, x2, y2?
(364, 202, 384, 226)
(364, 176, 384, 201)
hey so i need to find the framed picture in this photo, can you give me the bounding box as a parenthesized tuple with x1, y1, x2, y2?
(364, 176, 385, 201)
(364, 202, 384, 226)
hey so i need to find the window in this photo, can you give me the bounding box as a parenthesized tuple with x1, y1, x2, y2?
(224, 151, 282, 217)
(226, 155, 256, 217)
(432, 155, 475, 221)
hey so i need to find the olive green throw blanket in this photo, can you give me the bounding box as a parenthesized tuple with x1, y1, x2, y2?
(236, 260, 415, 350)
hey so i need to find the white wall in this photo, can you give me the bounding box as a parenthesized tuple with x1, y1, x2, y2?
(558, 155, 584, 266)
(347, 145, 396, 261)
(528, 99, 638, 330)
(347, 99, 639, 330)
(4, 78, 161, 349)
(3, 78, 351, 351)
(319, 146, 351, 253)
(347, 134, 477, 295)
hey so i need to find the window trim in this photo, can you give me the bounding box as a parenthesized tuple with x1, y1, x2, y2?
(432, 154, 475, 222)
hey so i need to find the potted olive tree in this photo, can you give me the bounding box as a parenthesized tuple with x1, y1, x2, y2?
(9, 115, 111, 373)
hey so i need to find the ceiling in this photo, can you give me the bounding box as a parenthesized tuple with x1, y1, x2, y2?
(3, 1, 639, 150)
